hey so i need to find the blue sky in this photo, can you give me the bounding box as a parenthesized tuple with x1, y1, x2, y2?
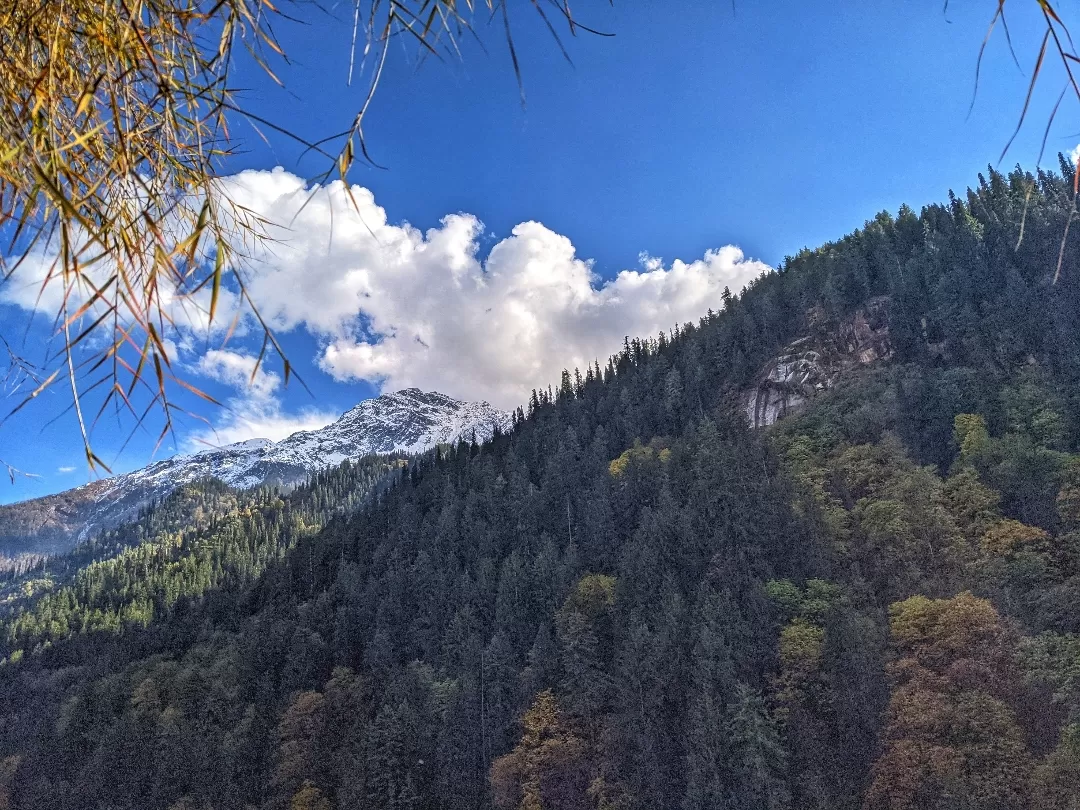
(2, 0, 1077, 502)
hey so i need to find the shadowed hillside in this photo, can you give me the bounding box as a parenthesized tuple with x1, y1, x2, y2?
(0, 163, 1078, 810)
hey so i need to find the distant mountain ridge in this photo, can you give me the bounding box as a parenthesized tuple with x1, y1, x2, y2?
(0, 388, 511, 560)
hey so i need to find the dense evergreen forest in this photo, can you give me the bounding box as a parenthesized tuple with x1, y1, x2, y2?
(0, 458, 402, 661)
(1, 162, 1080, 809)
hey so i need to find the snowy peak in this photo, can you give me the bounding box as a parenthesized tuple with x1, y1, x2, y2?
(121, 387, 512, 492)
(0, 390, 512, 558)
(350, 387, 457, 411)
(330, 389, 508, 454)
(194, 438, 273, 456)
(245, 388, 511, 480)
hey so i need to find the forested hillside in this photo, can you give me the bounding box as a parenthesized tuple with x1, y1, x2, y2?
(1, 162, 1079, 810)
(0, 457, 402, 663)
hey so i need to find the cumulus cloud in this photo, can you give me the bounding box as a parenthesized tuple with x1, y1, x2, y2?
(195, 349, 281, 399)
(0, 223, 242, 341)
(189, 404, 337, 450)
(187, 349, 338, 449)
(212, 168, 771, 409)
(2, 167, 771, 420)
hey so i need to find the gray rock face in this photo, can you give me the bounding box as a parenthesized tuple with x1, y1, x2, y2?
(0, 389, 512, 560)
(744, 339, 831, 428)
(744, 297, 892, 428)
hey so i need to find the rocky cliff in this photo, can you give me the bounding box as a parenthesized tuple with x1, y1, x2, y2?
(744, 296, 892, 428)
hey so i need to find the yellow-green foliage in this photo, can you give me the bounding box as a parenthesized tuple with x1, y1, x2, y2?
(491, 689, 588, 810)
(779, 618, 825, 678)
(781, 435, 850, 547)
(0, 578, 57, 610)
(564, 574, 617, 619)
(954, 413, 990, 461)
(981, 519, 1051, 556)
(942, 467, 1002, 542)
(764, 579, 804, 616)
(608, 438, 671, 478)
(769, 579, 839, 717)
(887, 592, 1010, 668)
(765, 578, 841, 621)
(833, 439, 969, 599)
(801, 579, 843, 619)
(867, 592, 1032, 810)
(290, 780, 333, 810)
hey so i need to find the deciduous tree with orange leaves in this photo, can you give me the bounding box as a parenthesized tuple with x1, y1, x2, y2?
(865, 592, 1033, 810)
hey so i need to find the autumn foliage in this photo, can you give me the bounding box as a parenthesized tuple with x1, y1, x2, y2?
(865, 593, 1032, 810)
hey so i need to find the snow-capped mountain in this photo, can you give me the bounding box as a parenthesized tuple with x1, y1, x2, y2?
(114, 388, 511, 492)
(0, 389, 512, 558)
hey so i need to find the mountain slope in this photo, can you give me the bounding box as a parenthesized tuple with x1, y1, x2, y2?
(0, 388, 510, 562)
(0, 456, 402, 644)
(0, 164, 1079, 810)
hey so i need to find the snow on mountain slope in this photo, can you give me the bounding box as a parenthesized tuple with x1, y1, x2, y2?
(0, 389, 511, 559)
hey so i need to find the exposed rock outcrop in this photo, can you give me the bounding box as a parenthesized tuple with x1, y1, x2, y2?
(744, 297, 892, 428)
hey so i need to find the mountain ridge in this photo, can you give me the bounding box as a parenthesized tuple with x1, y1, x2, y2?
(0, 388, 511, 562)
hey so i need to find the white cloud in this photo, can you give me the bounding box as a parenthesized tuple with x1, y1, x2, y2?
(212, 169, 771, 409)
(195, 349, 281, 399)
(186, 348, 337, 449)
(1070, 144, 1080, 170)
(188, 403, 337, 450)
(0, 227, 242, 342)
(57, 466, 76, 474)
(3, 167, 771, 415)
